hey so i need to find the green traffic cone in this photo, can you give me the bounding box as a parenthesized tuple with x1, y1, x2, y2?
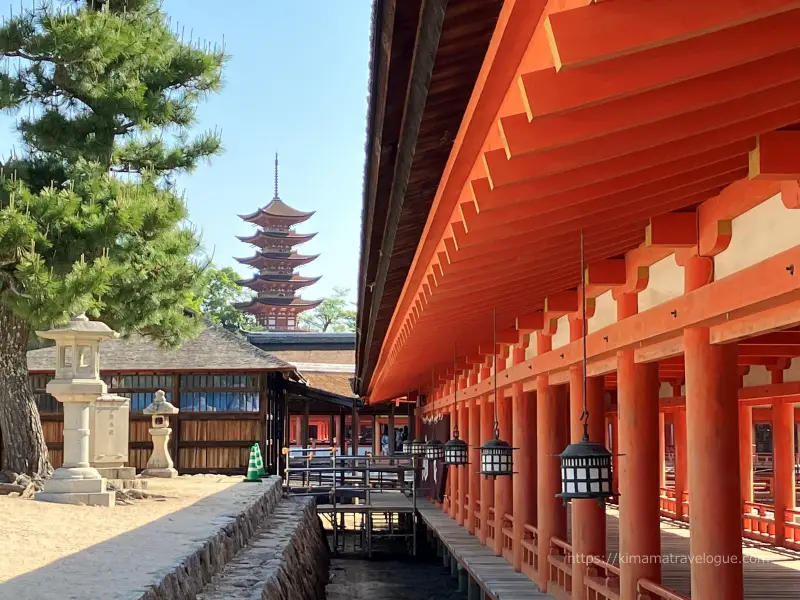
(244, 444, 263, 482)
(254, 443, 266, 477)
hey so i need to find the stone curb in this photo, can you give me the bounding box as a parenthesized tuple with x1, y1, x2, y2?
(138, 475, 283, 600)
(199, 497, 330, 600)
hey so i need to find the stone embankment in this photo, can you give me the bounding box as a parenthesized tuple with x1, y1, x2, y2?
(140, 476, 287, 600)
(198, 497, 329, 600)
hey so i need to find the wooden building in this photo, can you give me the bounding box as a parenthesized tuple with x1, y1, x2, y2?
(25, 325, 296, 475)
(249, 330, 411, 454)
(357, 2, 800, 599)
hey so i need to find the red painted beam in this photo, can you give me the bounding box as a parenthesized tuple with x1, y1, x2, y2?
(505, 47, 800, 156)
(544, 0, 800, 71)
(522, 10, 800, 117)
(749, 130, 800, 179)
(646, 212, 698, 248)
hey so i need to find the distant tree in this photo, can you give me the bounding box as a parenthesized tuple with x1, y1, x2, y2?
(201, 266, 263, 333)
(299, 286, 356, 332)
(0, 0, 225, 477)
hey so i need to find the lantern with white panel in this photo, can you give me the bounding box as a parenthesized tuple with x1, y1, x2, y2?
(557, 437, 614, 504)
(557, 229, 618, 504)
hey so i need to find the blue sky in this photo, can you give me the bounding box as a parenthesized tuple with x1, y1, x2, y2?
(1, 1, 373, 305)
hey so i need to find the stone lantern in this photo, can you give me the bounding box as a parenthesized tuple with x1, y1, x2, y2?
(35, 313, 118, 507)
(143, 390, 179, 478)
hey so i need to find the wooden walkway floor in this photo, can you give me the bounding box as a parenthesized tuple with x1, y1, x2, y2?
(599, 508, 800, 599)
(420, 502, 800, 599)
(418, 503, 551, 599)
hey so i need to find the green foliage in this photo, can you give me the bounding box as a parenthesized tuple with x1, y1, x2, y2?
(201, 266, 263, 333)
(0, 0, 225, 345)
(299, 286, 356, 333)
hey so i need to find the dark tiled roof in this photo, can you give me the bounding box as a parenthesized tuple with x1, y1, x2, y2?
(247, 332, 356, 346)
(27, 325, 296, 372)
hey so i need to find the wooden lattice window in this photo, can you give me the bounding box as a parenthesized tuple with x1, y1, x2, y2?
(105, 374, 174, 413)
(179, 374, 260, 412)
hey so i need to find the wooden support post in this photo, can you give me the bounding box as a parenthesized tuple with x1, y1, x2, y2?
(458, 378, 469, 527)
(569, 331, 607, 600)
(513, 381, 536, 570)
(617, 292, 661, 600)
(536, 333, 567, 590)
(450, 400, 459, 519)
(684, 256, 744, 600)
(372, 414, 379, 456)
(479, 365, 494, 546)
(773, 366, 795, 546)
(674, 409, 688, 519)
(351, 407, 360, 457)
(493, 368, 513, 556)
(739, 404, 754, 506)
(610, 411, 620, 495)
(388, 402, 395, 456)
(659, 411, 667, 489)
(468, 369, 480, 535)
(301, 402, 310, 449)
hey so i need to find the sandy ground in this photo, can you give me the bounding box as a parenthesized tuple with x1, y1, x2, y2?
(0, 475, 240, 586)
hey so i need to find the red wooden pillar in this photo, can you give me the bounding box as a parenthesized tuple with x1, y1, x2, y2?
(479, 365, 494, 545)
(493, 378, 513, 555)
(610, 410, 620, 494)
(458, 375, 469, 527)
(617, 292, 661, 600)
(673, 409, 688, 519)
(570, 372, 607, 598)
(739, 404, 754, 506)
(449, 383, 458, 519)
(684, 256, 744, 600)
(513, 385, 536, 571)
(659, 411, 667, 490)
(468, 367, 480, 535)
(536, 333, 568, 590)
(773, 366, 795, 546)
(493, 345, 518, 555)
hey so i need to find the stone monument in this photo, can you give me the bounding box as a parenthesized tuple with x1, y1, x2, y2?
(89, 393, 137, 483)
(143, 390, 179, 478)
(35, 313, 118, 507)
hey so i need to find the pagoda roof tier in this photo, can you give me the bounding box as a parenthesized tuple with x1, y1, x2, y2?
(237, 230, 317, 248)
(237, 274, 322, 291)
(234, 251, 320, 269)
(234, 297, 322, 313)
(239, 198, 315, 227)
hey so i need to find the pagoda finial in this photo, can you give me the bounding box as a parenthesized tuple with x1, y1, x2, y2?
(274, 153, 279, 199)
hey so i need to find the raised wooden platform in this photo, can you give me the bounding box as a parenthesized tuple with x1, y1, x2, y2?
(602, 508, 800, 599)
(418, 503, 551, 599)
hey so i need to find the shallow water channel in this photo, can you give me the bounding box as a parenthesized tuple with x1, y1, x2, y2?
(324, 556, 468, 600)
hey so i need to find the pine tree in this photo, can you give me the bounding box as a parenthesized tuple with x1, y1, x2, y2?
(0, 0, 225, 477)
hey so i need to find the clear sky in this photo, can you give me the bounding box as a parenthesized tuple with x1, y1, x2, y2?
(165, 1, 372, 305)
(0, 1, 374, 305)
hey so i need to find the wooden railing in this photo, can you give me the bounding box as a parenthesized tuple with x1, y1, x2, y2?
(743, 501, 775, 542)
(547, 537, 573, 598)
(488, 507, 496, 543)
(502, 513, 514, 563)
(521, 524, 539, 582)
(637, 578, 690, 600)
(659, 487, 678, 518)
(784, 508, 800, 550)
(583, 556, 621, 600)
(474, 500, 482, 533)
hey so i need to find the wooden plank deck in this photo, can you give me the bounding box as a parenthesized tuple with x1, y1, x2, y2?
(418, 503, 551, 599)
(317, 490, 415, 513)
(420, 501, 800, 599)
(597, 508, 800, 599)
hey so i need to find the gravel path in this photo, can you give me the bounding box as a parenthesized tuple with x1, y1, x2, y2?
(325, 557, 467, 600)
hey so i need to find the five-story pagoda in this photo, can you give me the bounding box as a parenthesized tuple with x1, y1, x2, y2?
(234, 155, 322, 331)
